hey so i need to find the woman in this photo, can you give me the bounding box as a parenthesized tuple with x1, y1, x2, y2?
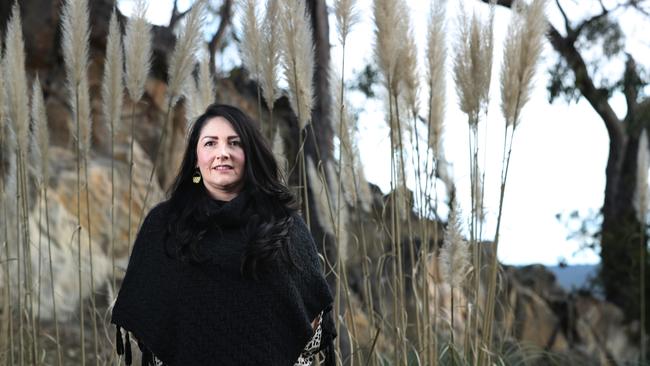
(111, 104, 336, 366)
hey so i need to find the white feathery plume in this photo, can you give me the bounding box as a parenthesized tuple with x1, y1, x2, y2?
(239, 0, 263, 82)
(500, 0, 548, 128)
(637, 130, 649, 223)
(334, 0, 359, 45)
(196, 46, 215, 111)
(307, 157, 334, 235)
(397, 0, 419, 117)
(102, 10, 124, 136)
(426, 0, 447, 158)
(272, 128, 287, 173)
(61, 0, 92, 155)
(4, 3, 30, 155)
(61, 0, 90, 92)
(124, 0, 152, 102)
(167, 0, 207, 108)
(373, 0, 402, 94)
(453, 2, 495, 124)
(183, 48, 214, 128)
(260, 0, 281, 111)
(439, 203, 471, 286)
(280, 0, 315, 129)
(31, 77, 49, 186)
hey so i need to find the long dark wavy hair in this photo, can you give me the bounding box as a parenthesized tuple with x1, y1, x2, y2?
(164, 104, 298, 278)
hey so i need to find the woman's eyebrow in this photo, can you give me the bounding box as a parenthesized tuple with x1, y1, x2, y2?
(201, 135, 240, 140)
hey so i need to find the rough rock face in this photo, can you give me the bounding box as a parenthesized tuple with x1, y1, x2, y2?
(1, 142, 164, 320)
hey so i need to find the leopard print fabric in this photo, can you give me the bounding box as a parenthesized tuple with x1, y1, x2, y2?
(149, 311, 324, 366)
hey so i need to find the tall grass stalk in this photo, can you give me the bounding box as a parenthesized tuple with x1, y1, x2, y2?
(480, 1, 547, 363)
(333, 0, 359, 362)
(61, 0, 101, 362)
(423, 1, 447, 363)
(31, 76, 62, 364)
(238, 0, 264, 122)
(138, 0, 206, 230)
(124, 0, 152, 256)
(102, 9, 124, 294)
(1, 63, 17, 366)
(4, 3, 34, 363)
(637, 130, 648, 364)
(260, 0, 281, 138)
(280, 0, 315, 229)
(452, 2, 496, 361)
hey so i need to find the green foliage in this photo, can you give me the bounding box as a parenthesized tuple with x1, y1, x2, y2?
(547, 58, 581, 104)
(578, 15, 624, 58)
(352, 63, 379, 99)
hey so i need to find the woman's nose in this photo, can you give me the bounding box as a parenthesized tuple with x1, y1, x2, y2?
(216, 144, 229, 159)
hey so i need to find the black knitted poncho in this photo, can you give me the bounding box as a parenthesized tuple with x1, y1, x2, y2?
(111, 191, 336, 366)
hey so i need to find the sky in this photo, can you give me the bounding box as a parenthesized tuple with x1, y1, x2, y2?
(116, 0, 650, 266)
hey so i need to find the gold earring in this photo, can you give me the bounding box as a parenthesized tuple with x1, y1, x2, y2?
(192, 169, 201, 184)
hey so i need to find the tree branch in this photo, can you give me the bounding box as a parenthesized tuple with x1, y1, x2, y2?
(169, 0, 191, 29)
(208, 0, 233, 75)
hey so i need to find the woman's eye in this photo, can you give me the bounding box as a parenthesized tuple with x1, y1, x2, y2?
(204, 141, 215, 147)
(230, 140, 241, 147)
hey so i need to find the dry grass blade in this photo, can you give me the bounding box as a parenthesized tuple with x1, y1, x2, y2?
(124, 0, 152, 102)
(31, 77, 49, 185)
(167, 0, 207, 107)
(307, 157, 334, 235)
(260, 0, 281, 111)
(500, 0, 548, 128)
(426, 0, 447, 157)
(102, 10, 124, 136)
(280, 0, 315, 128)
(4, 3, 30, 154)
(637, 130, 649, 221)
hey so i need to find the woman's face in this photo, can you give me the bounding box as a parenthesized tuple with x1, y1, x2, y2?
(196, 116, 246, 201)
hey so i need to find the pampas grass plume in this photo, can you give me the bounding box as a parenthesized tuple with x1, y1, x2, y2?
(426, 0, 447, 157)
(440, 203, 470, 286)
(124, 0, 152, 102)
(272, 128, 287, 172)
(453, 2, 495, 124)
(167, 0, 206, 108)
(61, 0, 90, 89)
(500, 0, 548, 128)
(397, 0, 419, 116)
(334, 0, 359, 44)
(280, 0, 315, 129)
(102, 10, 124, 136)
(637, 130, 649, 222)
(260, 0, 281, 111)
(373, 0, 401, 93)
(196, 47, 215, 111)
(239, 0, 263, 82)
(4, 2, 30, 154)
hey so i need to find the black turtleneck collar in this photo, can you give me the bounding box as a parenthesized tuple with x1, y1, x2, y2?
(194, 189, 253, 228)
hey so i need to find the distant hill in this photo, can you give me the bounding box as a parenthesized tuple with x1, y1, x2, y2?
(545, 264, 598, 291)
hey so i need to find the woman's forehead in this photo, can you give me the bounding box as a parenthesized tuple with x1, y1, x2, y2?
(199, 116, 239, 138)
